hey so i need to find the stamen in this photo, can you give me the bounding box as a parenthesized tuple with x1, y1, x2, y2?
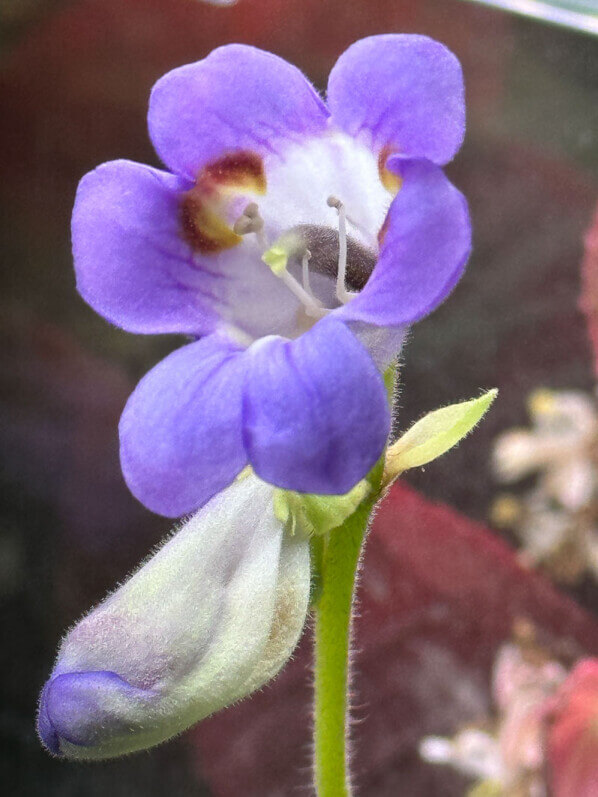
(221, 322, 255, 348)
(327, 196, 351, 304)
(233, 203, 267, 248)
(262, 240, 326, 319)
(280, 270, 327, 319)
(299, 248, 322, 312)
(255, 228, 268, 251)
(232, 216, 259, 235)
(243, 203, 260, 219)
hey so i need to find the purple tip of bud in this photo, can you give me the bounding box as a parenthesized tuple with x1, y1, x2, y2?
(37, 670, 152, 757)
(37, 680, 62, 755)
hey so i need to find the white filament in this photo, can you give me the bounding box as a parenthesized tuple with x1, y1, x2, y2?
(334, 201, 351, 304)
(238, 196, 357, 318)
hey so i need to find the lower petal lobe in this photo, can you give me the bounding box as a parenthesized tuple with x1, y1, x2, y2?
(119, 335, 247, 517)
(337, 158, 471, 328)
(242, 318, 390, 494)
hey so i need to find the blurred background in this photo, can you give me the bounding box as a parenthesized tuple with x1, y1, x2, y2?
(2, 0, 598, 794)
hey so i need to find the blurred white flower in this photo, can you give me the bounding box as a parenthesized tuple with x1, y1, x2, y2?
(491, 389, 598, 583)
(419, 728, 504, 783)
(493, 389, 597, 510)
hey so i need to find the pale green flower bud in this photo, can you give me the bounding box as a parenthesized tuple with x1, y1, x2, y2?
(37, 474, 310, 759)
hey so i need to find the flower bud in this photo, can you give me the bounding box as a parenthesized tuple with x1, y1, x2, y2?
(37, 474, 310, 759)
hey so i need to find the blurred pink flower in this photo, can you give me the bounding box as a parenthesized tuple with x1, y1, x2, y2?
(547, 659, 598, 797)
(494, 638, 566, 786)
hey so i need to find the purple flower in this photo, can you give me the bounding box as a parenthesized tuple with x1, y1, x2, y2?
(72, 35, 470, 517)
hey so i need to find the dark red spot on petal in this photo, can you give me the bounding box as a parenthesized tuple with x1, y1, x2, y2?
(202, 150, 266, 194)
(180, 191, 241, 254)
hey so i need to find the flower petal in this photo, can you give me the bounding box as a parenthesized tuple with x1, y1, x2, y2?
(73, 160, 220, 336)
(148, 44, 329, 181)
(37, 475, 311, 759)
(242, 318, 390, 494)
(327, 35, 465, 165)
(336, 158, 471, 327)
(119, 335, 247, 517)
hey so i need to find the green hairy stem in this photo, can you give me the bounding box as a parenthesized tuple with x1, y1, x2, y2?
(312, 365, 394, 796)
(312, 496, 375, 796)
(310, 368, 496, 794)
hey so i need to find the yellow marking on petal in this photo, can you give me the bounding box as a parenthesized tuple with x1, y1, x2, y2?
(378, 146, 402, 195)
(202, 150, 267, 196)
(180, 150, 266, 255)
(377, 211, 390, 248)
(181, 193, 242, 253)
(235, 465, 254, 483)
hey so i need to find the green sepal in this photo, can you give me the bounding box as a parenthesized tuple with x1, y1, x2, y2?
(273, 479, 371, 538)
(383, 389, 498, 486)
(383, 362, 397, 405)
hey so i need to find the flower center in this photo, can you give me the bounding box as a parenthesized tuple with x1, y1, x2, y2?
(234, 196, 377, 319)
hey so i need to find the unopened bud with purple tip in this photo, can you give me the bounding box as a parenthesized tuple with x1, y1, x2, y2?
(37, 473, 311, 759)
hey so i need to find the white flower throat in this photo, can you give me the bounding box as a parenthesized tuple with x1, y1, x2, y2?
(179, 133, 394, 342)
(233, 195, 378, 320)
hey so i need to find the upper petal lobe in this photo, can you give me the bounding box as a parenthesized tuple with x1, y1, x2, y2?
(327, 34, 465, 165)
(148, 44, 329, 181)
